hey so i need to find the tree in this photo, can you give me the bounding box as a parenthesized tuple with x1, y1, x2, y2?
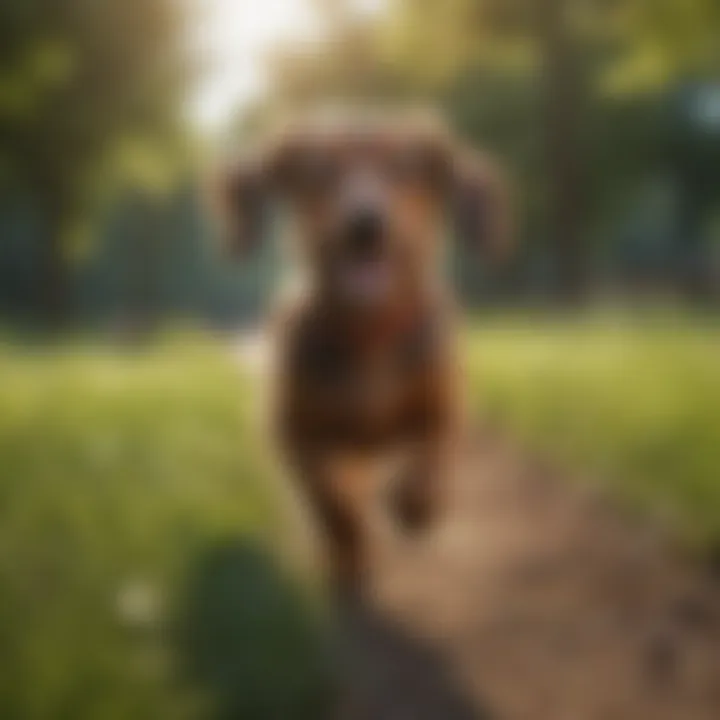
(240, 0, 720, 301)
(538, 0, 586, 299)
(0, 0, 191, 327)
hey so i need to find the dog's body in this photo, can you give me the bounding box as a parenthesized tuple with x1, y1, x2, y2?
(270, 282, 463, 588)
(214, 110, 508, 592)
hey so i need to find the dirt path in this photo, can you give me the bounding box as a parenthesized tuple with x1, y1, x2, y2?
(234, 335, 720, 720)
(338, 433, 720, 720)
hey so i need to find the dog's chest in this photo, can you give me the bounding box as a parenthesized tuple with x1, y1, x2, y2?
(289, 319, 439, 428)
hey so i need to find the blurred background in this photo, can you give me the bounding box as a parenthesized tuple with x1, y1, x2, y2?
(2, 0, 720, 332)
(1, 1, 720, 718)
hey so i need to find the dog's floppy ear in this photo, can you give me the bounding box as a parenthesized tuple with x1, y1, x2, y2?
(207, 153, 270, 259)
(452, 149, 512, 262)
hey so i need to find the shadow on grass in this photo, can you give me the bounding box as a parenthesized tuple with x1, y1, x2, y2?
(175, 539, 333, 720)
(175, 537, 491, 720)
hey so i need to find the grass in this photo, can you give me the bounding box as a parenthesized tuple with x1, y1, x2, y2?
(0, 339, 331, 720)
(468, 313, 720, 553)
(2, 315, 720, 717)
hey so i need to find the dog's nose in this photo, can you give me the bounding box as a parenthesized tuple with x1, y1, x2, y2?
(345, 208, 386, 259)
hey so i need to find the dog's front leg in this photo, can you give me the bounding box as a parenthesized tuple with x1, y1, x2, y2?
(286, 444, 370, 596)
(390, 433, 454, 534)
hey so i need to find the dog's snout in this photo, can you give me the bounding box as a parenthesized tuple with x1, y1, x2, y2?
(345, 208, 386, 258)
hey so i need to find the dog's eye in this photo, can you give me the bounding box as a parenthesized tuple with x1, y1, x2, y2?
(295, 154, 339, 191)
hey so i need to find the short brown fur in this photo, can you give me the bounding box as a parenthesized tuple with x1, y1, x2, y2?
(212, 110, 510, 594)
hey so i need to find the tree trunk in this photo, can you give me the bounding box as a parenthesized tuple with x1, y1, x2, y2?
(37, 203, 69, 332)
(123, 192, 162, 343)
(675, 179, 715, 304)
(539, 0, 585, 302)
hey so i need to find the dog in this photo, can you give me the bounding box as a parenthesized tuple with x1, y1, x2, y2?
(212, 109, 509, 594)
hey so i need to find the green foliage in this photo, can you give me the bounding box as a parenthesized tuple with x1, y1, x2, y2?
(0, 341, 330, 719)
(0, 0, 193, 322)
(1, 0, 190, 196)
(602, 0, 720, 94)
(245, 0, 720, 289)
(469, 314, 720, 550)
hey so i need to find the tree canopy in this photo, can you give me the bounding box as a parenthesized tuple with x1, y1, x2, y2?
(0, 0, 192, 323)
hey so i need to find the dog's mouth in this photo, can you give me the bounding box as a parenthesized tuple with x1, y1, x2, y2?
(339, 257, 392, 304)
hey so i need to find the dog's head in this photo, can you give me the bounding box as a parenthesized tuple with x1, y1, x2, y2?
(211, 110, 510, 308)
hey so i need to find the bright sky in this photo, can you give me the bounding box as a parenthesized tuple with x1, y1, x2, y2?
(190, 0, 385, 134)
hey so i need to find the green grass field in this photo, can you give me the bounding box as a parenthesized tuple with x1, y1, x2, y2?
(0, 340, 330, 720)
(469, 314, 720, 552)
(1, 317, 720, 718)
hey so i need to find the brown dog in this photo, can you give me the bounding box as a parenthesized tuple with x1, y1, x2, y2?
(213, 110, 509, 594)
